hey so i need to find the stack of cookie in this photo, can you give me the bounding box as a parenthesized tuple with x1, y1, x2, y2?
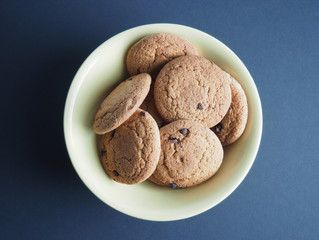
(93, 33, 248, 188)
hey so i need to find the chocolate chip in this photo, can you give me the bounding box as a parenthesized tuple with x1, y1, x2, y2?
(212, 106, 215, 110)
(113, 170, 119, 176)
(215, 123, 223, 132)
(229, 106, 233, 110)
(168, 137, 179, 144)
(197, 103, 204, 110)
(179, 128, 189, 137)
(101, 149, 106, 156)
(170, 183, 178, 189)
(140, 111, 146, 116)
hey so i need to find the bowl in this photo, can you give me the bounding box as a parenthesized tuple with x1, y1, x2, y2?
(63, 23, 262, 221)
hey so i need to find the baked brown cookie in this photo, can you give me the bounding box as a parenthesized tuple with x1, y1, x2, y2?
(140, 87, 165, 127)
(126, 33, 198, 77)
(154, 55, 232, 128)
(100, 109, 161, 184)
(93, 73, 151, 135)
(212, 74, 248, 146)
(149, 120, 223, 188)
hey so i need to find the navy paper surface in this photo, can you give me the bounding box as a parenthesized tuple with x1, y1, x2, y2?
(1, 0, 319, 239)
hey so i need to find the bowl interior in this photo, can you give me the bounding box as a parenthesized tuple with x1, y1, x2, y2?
(64, 23, 262, 221)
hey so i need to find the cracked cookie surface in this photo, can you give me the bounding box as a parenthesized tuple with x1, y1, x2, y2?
(212, 74, 248, 146)
(100, 109, 161, 184)
(154, 55, 232, 128)
(126, 33, 198, 77)
(93, 73, 151, 135)
(148, 120, 223, 188)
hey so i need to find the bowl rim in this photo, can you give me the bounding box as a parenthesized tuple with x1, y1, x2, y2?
(63, 23, 263, 221)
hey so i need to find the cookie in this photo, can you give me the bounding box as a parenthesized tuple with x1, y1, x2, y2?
(154, 55, 232, 128)
(212, 74, 248, 146)
(126, 33, 198, 77)
(100, 109, 161, 184)
(140, 87, 165, 127)
(93, 73, 151, 135)
(149, 120, 223, 188)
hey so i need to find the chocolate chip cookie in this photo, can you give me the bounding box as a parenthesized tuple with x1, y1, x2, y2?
(100, 109, 161, 184)
(149, 119, 223, 188)
(140, 87, 165, 127)
(93, 73, 151, 135)
(126, 33, 198, 77)
(154, 55, 232, 128)
(212, 74, 248, 146)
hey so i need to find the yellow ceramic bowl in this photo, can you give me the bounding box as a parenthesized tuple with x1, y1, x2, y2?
(64, 23, 262, 221)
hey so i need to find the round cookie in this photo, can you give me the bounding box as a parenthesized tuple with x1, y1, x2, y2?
(212, 74, 248, 146)
(100, 109, 161, 184)
(140, 87, 165, 127)
(149, 119, 223, 188)
(93, 73, 151, 135)
(154, 55, 232, 128)
(126, 33, 198, 77)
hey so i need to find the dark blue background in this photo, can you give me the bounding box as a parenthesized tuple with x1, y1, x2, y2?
(1, 0, 319, 239)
